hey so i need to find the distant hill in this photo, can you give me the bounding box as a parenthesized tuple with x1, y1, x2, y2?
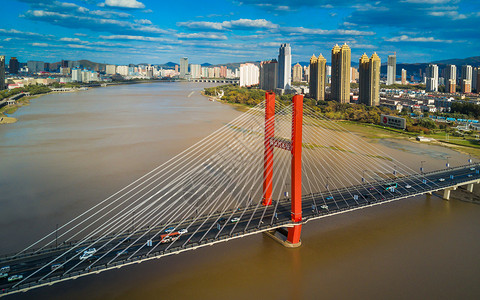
(432, 56, 480, 66)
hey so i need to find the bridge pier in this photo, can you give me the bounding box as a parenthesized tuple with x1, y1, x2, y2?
(443, 186, 457, 200)
(466, 183, 474, 193)
(264, 228, 301, 248)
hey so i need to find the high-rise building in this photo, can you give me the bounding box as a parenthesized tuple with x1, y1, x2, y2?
(309, 54, 326, 101)
(27, 61, 44, 73)
(259, 60, 278, 91)
(401, 69, 407, 85)
(304, 65, 310, 82)
(220, 66, 227, 78)
(190, 64, 201, 79)
(292, 63, 303, 82)
(461, 65, 472, 83)
(425, 64, 439, 92)
(462, 79, 471, 93)
(358, 53, 381, 106)
(331, 43, 351, 103)
(61, 60, 69, 68)
(239, 63, 259, 87)
(116, 65, 129, 76)
(472, 67, 478, 92)
(0, 55, 5, 90)
(106, 65, 116, 75)
(180, 57, 188, 78)
(9, 57, 19, 74)
(277, 43, 291, 90)
(214, 67, 221, 78)
(71, 68, 82, 82)
(350, 67, 359, 83)
(475, 68, 480, 93)
(445, 64, 456, 93)
(387, 54, 396, 85)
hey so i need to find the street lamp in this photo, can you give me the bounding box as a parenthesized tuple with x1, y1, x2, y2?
(362, 170, 367, 183)
(284, 183, 290, 199)
(468, 154, 472, 164)
(420, 161, 425, 174)
(393, 165, 397, 176)
(325, 176, 330, 190)
(446, 156, 451, 169)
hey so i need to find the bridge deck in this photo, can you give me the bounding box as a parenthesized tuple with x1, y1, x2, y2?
(1, 164, 479, 296)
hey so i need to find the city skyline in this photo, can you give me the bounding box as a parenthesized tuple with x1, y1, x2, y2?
(1, 0, 479, 65)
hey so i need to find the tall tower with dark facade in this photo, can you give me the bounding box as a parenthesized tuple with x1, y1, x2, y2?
(9, 57, 19, 74)
(331, 44, 351, 103)
(259, 59, 278, 91)
(0, 56, 5, 90)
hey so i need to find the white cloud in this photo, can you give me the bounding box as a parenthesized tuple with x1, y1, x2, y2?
(385, 35, 452, 43)
(259, 42, 280, 47)
(99, 35, 173, 42)
(104, 0, 145, 9)
(135, 19, 152, 25)
(24, 10, 167, 35)
(282, 27, 375, 36)
(429, 10, 467, 20)
(31, 43, 49, 47)
(176, 33, 227, 40)
(402, 0, 454, 3)
(177, 19, 278, 31)
(74, 33, 87, 36)
(60, 37, 83, 42)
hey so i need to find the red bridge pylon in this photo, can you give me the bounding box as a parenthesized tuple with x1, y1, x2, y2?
(262, 92, 303, 247)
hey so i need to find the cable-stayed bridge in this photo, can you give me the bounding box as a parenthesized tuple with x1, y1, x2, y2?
(1, 93, 479, 297)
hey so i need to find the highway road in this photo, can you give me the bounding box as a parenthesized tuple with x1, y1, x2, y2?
(1, 163, 479, 296)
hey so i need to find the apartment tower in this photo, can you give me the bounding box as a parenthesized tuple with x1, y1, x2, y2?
(331, 44, 351, 103)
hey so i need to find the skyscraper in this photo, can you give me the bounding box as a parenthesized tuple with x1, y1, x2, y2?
(445, 64, 457, 93)
(239, 63, 259, 87)
(277, 43, 291, 90)
(472, 67, 478, 92)
(358, 53, 381, 106)
(331, 43, 351, 103)
(0, 55, 5, 90)
(387, 54, 396, 85)
(462, 79, 471, 93)
(309, 54, 326, 101)
(190, 64, 201, 79)
(292, 63, 303, 82)
(9, 57, 19, 74)
(180, 57, 188, 78)
(259, 60, 278, 91)
(27, 61, 44, 74)
(475, 67, 480, 93)
(401, 69, 407, 85)
(461, 65, 472, 82)
(426, 64, 438, 92)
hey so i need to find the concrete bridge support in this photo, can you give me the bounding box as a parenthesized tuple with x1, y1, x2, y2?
(466, 183, 474, 193)
(443, 187, 457, 200)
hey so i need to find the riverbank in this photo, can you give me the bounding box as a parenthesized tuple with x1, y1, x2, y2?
(201, 87, 480, 159)
(0, 79, 173, 125)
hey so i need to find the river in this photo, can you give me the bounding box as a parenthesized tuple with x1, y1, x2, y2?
(1, 82, 479, 299)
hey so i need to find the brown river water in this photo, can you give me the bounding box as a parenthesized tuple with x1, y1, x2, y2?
(0, 82, 479, 299)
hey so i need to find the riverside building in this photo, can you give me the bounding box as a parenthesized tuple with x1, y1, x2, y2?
(331, 43, 351, 103)
(309, 54, 326, 101)
(358, 53, 381, 106)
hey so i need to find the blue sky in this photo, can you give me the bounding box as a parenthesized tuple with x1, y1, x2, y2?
(1, 0, 479, 65)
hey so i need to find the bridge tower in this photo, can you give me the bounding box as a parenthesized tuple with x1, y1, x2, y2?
(262, 92, 303, 247)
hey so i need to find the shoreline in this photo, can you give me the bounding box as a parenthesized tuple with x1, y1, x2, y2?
(0, 79, 179, 125)
(199, 90, 480, 159)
